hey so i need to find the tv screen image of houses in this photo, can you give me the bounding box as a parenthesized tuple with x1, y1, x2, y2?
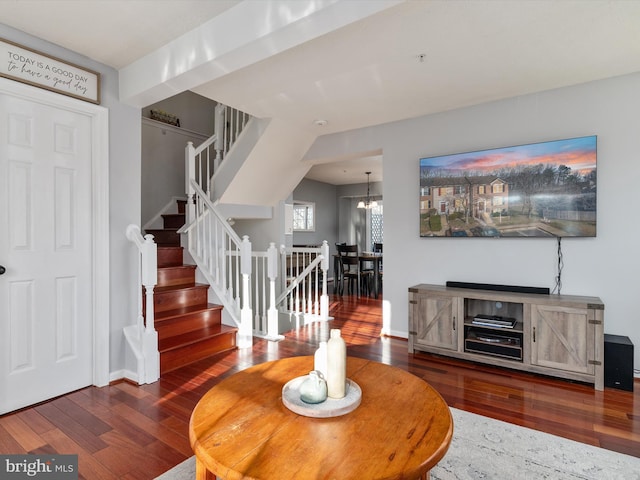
(419, 135, 597, 238)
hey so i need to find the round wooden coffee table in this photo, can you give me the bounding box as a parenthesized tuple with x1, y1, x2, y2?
(189, 356, 452, 480)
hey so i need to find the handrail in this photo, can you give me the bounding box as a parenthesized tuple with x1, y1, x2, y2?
(181, 180, 243, 245)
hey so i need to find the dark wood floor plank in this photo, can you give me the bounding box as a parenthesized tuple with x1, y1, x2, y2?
(0, 414, 46, 452)
(39, 428, 117, 480)
(50, 396, 113, 436)
(93, 431, 177, 478)
(15, 408, 56, 436)
(109, 403, 192, 457)
(33, 402, 109, 453)
(0, 423, 26, 454)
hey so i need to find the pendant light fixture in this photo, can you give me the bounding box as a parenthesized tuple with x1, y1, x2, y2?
(357, 172, 378, 209)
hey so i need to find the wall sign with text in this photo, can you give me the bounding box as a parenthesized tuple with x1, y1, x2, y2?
(1, 38, 100, 104)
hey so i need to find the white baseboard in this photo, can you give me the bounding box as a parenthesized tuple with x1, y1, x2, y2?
(384, 328, 409, 339)
(109, 369, 138, 384)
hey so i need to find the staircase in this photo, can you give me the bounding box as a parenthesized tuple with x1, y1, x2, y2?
(146, 201, 237, 373)
(126, 103, 329, 383)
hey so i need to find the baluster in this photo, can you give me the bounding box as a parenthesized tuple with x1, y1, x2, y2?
(141, 234, 158, 333)
(320, 241, 329, 321)
(185, 142, 196, 224)
(267, 243, 279, 338)
(261, 255, 267, 334)
(214, 103, 225, 170)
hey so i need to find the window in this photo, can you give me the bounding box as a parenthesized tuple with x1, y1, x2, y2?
(293, 201, 315, 231)
(492, 183, 504, 193)
(370, 202, 383, 245)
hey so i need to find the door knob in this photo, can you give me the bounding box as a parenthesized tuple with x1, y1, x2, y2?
(0, 265, 5, 275)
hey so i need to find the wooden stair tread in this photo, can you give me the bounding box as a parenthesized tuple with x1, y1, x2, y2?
(158, 264, 196, 270)
(153, 282, 207, 293)
(155, 303, 223, 322)
(159, 324, 237, 352)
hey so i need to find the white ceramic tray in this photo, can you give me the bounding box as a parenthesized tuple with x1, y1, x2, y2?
(281, 375, 362, 418)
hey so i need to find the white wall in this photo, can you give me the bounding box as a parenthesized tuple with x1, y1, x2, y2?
(293, 178, 338, 250)
(144, 91, 216, 133)
(0, 24, 142, 377)
(305, 72, 640, 372)
(141, 120, 207, 226)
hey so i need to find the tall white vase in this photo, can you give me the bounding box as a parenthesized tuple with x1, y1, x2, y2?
(327, 329, 346, 399)
(314, 341, 328, 378)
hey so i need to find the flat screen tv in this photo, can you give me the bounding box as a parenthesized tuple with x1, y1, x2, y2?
(419, 135, 597, 238)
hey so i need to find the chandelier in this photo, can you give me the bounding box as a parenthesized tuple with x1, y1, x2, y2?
(357, 172, 378, 209)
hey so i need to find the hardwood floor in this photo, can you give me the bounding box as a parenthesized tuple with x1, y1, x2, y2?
(1, 294, 638, 479)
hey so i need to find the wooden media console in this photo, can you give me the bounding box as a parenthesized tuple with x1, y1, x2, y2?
(408, 284, 605, 390)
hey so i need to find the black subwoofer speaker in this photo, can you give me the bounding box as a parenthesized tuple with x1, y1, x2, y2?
(604, 334, 634, 391)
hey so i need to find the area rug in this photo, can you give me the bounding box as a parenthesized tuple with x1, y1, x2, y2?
(155, 408, 640, 480)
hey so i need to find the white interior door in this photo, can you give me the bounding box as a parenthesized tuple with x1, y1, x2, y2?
(0, 91, 94, 414)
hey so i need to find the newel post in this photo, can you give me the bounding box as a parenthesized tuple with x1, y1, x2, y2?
(320, 240, 330, 321)
(141, 233, 159, 383)
(266, 242, 280, 338)
(185, 141, 196, 224)
(141, 234, 158, 332)
(238, 236, 253, 348)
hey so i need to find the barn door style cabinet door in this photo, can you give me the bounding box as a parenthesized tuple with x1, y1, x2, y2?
(408, 284, 605, 390)
(409, 292, 460, 352)
(530, 304, 602, 377)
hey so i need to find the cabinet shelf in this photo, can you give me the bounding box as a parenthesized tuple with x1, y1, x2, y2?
(464, 318, 524, 333)
(408, 283, 605, 390)
(464, 329, 523, 361)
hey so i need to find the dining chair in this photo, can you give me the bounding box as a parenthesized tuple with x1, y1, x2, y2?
(373, 242, 383, 288)
(336, 244, 372, 296)
(333, 243, 346, 293)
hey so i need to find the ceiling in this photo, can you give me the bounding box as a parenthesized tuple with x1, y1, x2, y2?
(2, 0, 640, 185)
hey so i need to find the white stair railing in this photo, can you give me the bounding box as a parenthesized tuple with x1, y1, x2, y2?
(181, 180, 253, 348)
(220, 103, 251, 160)
(123, 224, 160, 384)
(276, 242, 330, 327)
(182, 102, 329, 345)
(186, 103, 251, 201)
(247, 242, 329, 340)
